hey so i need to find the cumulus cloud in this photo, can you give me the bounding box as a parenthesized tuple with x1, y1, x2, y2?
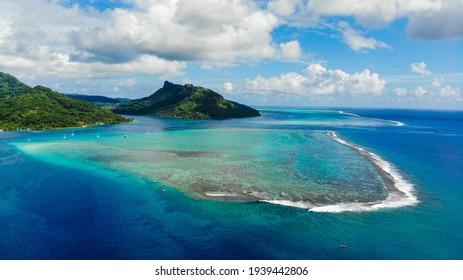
(277, 0, 461, 41)
(338, 22, 390, 52)
(279, 40, 302, 59)
(246, 63, 385, 95)
(399, 77, 462, 100)
(247, 73, 306, 94)
(0, 0, 187, 78)
(0, 0, 299, 80)
(306, 0, 442, 28)
(438, 85, 460, 97)
(1, 0, 460, 104)
(433, 79, 461, 99)
(432, 78, 443, 87)
(393, 88, 408, 96)
(414, 86, 427, 97)
(71, 0, 281, 63)
(109, 78, 138, 93)
(417, 83, 461, 99)
(268, 0, 302, 16)
(0, 49, 186, 78)
(0, 19, 12, 45)
(407, 0, 463, 40)
(35, 75, 160, 99)
(223, 82, 234, 93)
(411, 62, 432, 75)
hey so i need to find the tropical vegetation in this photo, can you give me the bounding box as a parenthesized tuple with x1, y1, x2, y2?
(0, 72, 130, 131)
(113, 81, 260, 119)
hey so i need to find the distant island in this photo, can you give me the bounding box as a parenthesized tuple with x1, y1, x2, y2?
(113, 81, 260, 119)
(0, 72, 131, 131)
(66, 93, 122, 105)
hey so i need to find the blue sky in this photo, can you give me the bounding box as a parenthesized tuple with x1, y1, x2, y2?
(1, 0, 462, 109)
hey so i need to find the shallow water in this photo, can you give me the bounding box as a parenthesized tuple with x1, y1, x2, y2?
(1, 109, 462, 259)
(14, 127, 388, 206)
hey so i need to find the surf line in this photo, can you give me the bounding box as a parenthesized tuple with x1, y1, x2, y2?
(338, 111, 405, 126)
(311, 131, 419, 212)
(262, 131, 418, 213)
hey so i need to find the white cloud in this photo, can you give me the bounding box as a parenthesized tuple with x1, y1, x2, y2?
(307, 0, 442, 28)
(279, 40, 302, 59)
(247, 72, 306, 94)
(0, 19, 12, 44)
(268, 0, 302, 16)
(223, 82, 234, 93)
(113, 55, 186, 78)
(0, 51, 186, 78)
(1, 0, 460, 105)
(414, 86, 427, 97)
(277, 0, 461, 41)
(394, 88, 408, 96)
(411, 62, 432, 75)
(246, 63, 385, 95)
(439, 85, 460, 97)
(432, 78, 443, 87)
(119, 78, 137, 87)
(338, 22, 390, 52)
(399, 77, 461, 100)
(35, 75, 160, 98)
(110, 77, 140, 92)
(0, 0, 187, 79)
(71, 0, 280, 62)
(0, 0, 291, 81)
(407, 0, 463, 40)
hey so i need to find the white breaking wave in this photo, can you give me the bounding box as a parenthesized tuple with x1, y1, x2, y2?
(338, 111, 360, 118)
(338, 111, 405, 127)
(263, 131, 418, 213)
(390, 120, 405, 126)
(310, 132, 418, 212)
(261, 200, 316, 209)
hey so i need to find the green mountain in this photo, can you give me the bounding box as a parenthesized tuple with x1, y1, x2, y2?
(113, 81, 260, 119)
(0, 72, 31, 98)
(66, 93, 121, 104)
(0, 73, 131, 131)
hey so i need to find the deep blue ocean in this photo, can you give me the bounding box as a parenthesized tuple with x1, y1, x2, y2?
(1, 108, 462, 259)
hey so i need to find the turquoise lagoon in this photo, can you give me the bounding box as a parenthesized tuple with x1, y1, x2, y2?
(1, 108, 462, 259)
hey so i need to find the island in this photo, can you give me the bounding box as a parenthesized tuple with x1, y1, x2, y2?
(113, 81, 260, 119)
(0, 72, 131, 131)
(66, 93, 122, 105)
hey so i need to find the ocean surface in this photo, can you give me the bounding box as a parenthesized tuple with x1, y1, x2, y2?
(1, 108, 462, 259)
